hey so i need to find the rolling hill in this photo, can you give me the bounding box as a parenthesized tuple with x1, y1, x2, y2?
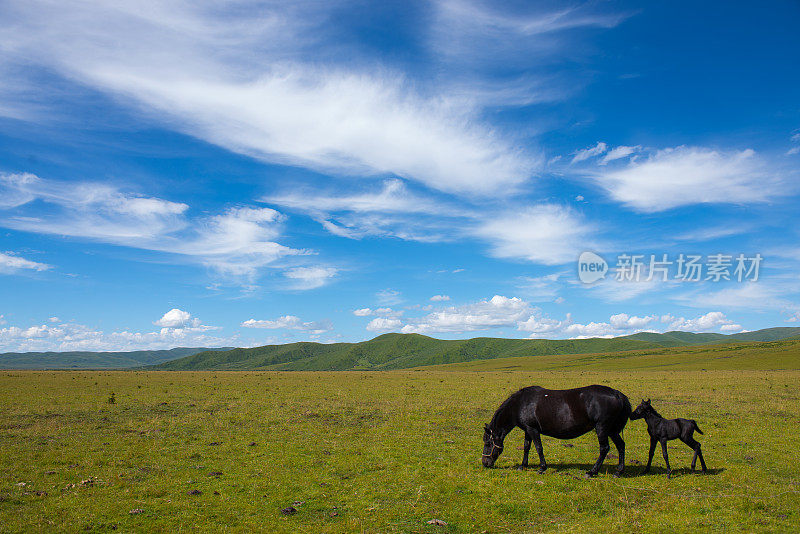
(154, 327, 800, 371)
(0, 347, 234, 370)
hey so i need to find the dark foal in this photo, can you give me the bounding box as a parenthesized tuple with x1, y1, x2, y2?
(630, 399, 707, 478)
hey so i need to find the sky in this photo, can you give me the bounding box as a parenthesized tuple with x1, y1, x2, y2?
(1, 0, 799, 352)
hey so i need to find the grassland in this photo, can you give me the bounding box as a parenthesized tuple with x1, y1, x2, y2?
(1, 343, 799, 532)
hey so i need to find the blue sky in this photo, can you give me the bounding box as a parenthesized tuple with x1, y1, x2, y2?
(1, 0, 799, 351)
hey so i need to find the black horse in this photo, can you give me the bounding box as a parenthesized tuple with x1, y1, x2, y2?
(482, 385, 631, 477)
(630, 399, 707, 478)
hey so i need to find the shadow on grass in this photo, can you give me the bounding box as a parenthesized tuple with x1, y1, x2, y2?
(495, 463, 725, 478)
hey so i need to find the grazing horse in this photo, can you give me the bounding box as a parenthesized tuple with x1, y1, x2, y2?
(482, 385, 631, 477)
(630, 399, 707, 478)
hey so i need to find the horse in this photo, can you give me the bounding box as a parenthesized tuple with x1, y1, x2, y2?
(482, 385, 631, 477)
(629, 399, 707, 478)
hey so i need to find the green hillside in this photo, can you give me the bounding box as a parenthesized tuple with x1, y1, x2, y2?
(154, 327, 800, 371)
(0, 347, 233, 370)
(428, 337, 800, 372)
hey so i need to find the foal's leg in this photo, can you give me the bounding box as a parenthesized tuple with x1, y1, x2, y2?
(643, 437, 656, 474)
(685, 437, 707, 473)
(660, 439, 672, 479)
(587, 431, 610, 477)
(610, 433, 625, 477)
(687, 438, 706, 473)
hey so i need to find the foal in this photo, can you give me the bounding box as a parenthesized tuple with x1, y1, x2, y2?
(630, 399, 707, 478)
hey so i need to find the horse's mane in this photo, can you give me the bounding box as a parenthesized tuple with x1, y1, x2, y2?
(489, 386, 540, 429)
(646, 404, 663, 419)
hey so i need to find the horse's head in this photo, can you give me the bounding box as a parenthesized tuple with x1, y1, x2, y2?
(481, 423, 504, 467)
(630, 398, 651, 420)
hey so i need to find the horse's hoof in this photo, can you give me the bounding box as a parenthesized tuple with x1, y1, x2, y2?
(613, 471, 622, 479)
(584, 471, 597, 478)
(537, 467, 546, 474)
(516, 465, 527, 471)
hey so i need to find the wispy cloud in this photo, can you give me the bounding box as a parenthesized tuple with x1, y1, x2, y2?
(571, 142, 607, 164)
(265, 178, 470, 242)
(283, 267, 338, 290)
(0, 1, 538, 196)
(590, 146, 786, 212)
(475, 205, 594, 265)
(0, 251, 51, 274)
(241, 315, 332, 335)
(0, 172, 310, 284)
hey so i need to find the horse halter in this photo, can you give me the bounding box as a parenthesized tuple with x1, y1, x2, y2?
(482, 437, 504, 458)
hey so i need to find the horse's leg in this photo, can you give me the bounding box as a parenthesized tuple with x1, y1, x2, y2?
(610, 433, 625, 477)
(519, 433, 532, 469)
(660, 439, 671, 479)
(587, 431, 610, 477)
(643, 437, 656, 474)
(531, 430, 547, 474)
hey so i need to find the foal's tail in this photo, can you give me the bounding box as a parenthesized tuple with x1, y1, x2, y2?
(692, 420, 704, 435)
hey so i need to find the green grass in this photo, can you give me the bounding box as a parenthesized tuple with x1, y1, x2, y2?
(1, 340, 799, 533)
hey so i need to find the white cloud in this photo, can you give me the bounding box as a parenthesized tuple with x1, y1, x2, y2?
(518, 311, 570, 335)
(358, 292, 751, 339)
(430, 295, 451, 302)
(475, 205, 594, 265)
(0, 320, 239, 352)
(571, 142, 607, 164)
(376, 289, 403, 306)
(593, 146, 784, 212)
(430, 0, 628, 107)
(0, 2, 536, 196)
(400, 295, 531, 334)
(241, 315, 331, 334)
(562, 321, 618, 338)
(283, 266, 337, 290)
(676, 283, 797, 312)
(517, 272, 564, 300)
(0, 315, 5, 325)
(265, 179, 471, 243)
(664, 311, 740, 332)
(599, 145, 641, 165)
(609, 313, 657, 329)
(0, 251, 51, 274)
(154, 309, 202, 329)
(0, 173, 307, 283)
(366, 317, 403, 332)
(353, 307, 403, 317)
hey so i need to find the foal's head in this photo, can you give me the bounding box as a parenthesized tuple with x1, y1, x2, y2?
(482, 423, 504, 468)
(630, 398, 653, 420)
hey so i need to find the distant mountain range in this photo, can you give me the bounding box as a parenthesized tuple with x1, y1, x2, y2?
(0, 347, 234, 370)
(154, 327, 800, 371)
(3, 327, 799, 371)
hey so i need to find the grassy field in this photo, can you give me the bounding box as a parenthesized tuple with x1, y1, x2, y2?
(1, 349, 799, 532)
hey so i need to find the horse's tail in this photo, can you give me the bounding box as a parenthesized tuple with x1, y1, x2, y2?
(692, 420, 704, 435)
